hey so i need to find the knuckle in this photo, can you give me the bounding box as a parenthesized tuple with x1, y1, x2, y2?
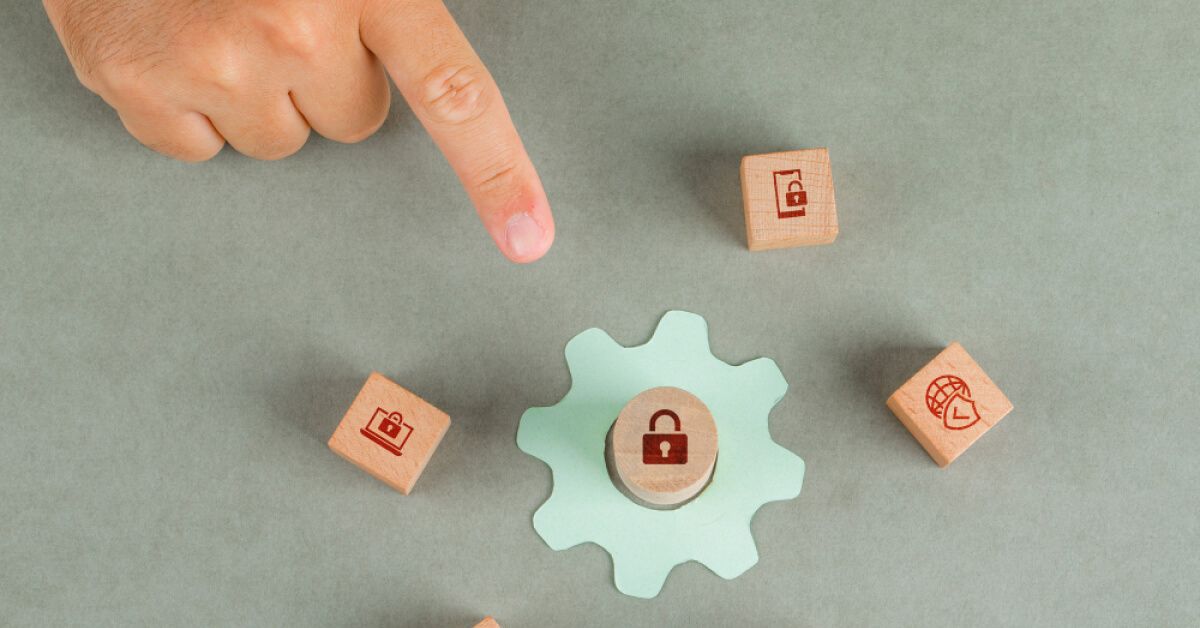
(470, 155, 521, 197)
(418, 63, 491, 125)
(188, 40, 247, 93)
(330, 115, 386, 145)
(242, 127, 310, 161)
(72, 66, 104, 94)
(149, 139, 223, 163)
(319, 90, 388, 145)
(207, 59, 246, 94)
(121, 117, 223, 163)
(259, 6, 328, 60)
(93, 64, 153, 102)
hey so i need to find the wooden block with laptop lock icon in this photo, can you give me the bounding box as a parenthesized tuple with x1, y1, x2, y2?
(328, 372, 451, 494)
(886, 342, 1013, 467)
(606, 386, 718, 508)
(740, 148, 838, 250)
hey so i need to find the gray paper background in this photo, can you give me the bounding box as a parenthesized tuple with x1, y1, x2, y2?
(2, 1, 1198, 626)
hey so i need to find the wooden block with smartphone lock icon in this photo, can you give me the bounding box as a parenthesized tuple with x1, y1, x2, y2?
(740, 148, 838, 251)
(886, 343, 1013, 467)
(607, 386, 718, 508)
(328, 372, 450, 494)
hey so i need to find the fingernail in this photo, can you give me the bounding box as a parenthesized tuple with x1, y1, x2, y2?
(504, 213, 545, 259)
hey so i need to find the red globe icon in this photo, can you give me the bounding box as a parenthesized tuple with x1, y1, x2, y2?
(924, 375, 983, 430)
(925, 375, 969, 418)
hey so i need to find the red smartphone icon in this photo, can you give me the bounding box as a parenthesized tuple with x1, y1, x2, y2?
(773, 169, 807, 218)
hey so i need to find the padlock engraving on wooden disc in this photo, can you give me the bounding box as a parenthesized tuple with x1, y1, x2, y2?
(609, 387, 718, 507)
(642, 409, 688, 464)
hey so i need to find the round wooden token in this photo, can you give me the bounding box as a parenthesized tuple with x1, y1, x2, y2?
(607, 386, 718, 508)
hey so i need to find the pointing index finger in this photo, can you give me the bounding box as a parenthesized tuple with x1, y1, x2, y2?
(360, 0, 554, 263)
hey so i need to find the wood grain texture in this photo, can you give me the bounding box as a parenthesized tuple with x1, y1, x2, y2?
(609, 386, 717, 507)
(740, 148, 838, 250)
(327, 372, 451, 494)
(886, 343, 1013, 467)
(473, 617, 500, 628)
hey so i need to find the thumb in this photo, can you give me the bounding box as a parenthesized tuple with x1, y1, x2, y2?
(360, 0, 554, 263)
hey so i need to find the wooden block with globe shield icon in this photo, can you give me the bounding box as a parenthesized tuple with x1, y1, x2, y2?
(328, 372, 451, 494)
(886, 342, 1013, 467)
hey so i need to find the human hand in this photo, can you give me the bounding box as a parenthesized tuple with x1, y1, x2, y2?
(43, 0, 554, 263)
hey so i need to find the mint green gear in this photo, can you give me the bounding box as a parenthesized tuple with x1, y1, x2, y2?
(516, 310, 806, 598)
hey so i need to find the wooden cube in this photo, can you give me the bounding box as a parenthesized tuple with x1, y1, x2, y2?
(740, 148, 838, 250)
(473, 617, 501, 628)
(886, 343, 1012, 467)
(328, 372, 451, 494)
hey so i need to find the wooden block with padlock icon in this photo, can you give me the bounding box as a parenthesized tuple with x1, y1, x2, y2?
(740, 148, 838, 250)
(608, 387, 718, 508)
(327, 372, 451, 494)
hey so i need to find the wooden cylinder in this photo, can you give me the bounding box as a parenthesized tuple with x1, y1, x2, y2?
(607, 386, 718, 508)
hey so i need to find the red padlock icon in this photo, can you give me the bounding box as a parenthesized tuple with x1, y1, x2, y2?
(642, 409, 688, 465)
(378, 412, 403, 438)
(785, 180, 807, 208)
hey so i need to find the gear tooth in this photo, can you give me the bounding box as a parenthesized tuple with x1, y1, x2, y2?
(647, 310, 712, 356)
(563, 328, 626, 391)
(565, 328, 623, 366)
(515, 406, 556, 454)
(532, 497, 589, 550)
(756, 446, 807, 501)
(733, 443, 806, 505)
(612, 549, 674, 599)
(697, 525, 760, 580)
(736, 357, 789, 400)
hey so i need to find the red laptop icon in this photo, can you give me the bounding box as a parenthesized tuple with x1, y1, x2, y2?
(360, 407, 414, 456)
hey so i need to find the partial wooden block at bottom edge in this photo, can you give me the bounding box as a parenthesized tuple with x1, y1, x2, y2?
(740, 148, 839, 251)
(473, 617, 501, 628)
(327, 371, 451, 494)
